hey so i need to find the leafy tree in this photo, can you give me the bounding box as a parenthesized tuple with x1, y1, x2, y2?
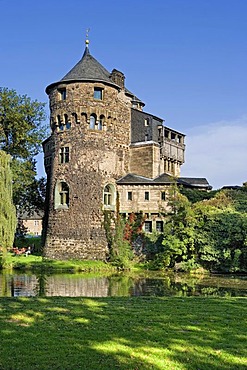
(0, 151, 16, 267)
(160, 188, 198, 269)
(179, 187, 218, 203)
(0, 87, 47, 210)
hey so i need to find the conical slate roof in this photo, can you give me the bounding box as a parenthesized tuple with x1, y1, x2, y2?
(61, 47, 113, 84)
(46, 45, 119, 93)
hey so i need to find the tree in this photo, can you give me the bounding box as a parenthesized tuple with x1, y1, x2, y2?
(0, 87, 47, 209)
(0, 151, 16, 266)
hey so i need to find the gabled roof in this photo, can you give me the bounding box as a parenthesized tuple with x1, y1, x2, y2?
(117, 173, 174, 185)
(117, 173, 211, 189)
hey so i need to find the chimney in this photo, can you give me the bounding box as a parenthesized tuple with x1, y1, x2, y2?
(110, 69, 125, 88)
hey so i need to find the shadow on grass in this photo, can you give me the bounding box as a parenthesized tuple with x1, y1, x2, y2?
(0, 297, 246, 369)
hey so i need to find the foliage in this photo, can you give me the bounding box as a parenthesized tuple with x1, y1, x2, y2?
(0, 87, 47, 210)
(104, 211, 133, 269)
(0, 296, 246, 369)
(0, 151, 16, 267)
(14, 236, 42, 255)
(179, 186, 218, 203)
(143, 186, 247, 272)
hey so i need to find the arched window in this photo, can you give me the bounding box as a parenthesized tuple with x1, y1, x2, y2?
(64, 114, 71, 129)
(90, 114, 96, 129)
(57, 115, 63, 131)
(103, 184, 116, 211)
(54, 181, 69, 209)
(98, 115, 104, 130)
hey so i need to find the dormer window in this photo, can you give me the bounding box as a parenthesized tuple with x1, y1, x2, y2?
(94, 87, 103, 100)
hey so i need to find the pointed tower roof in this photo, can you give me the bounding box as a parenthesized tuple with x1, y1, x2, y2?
(45, 37, 145, 107)
(46, 39, 119, 94)
(60, 45, 114, 84)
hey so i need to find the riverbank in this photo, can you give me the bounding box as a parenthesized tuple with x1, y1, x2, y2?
(0, 296, 246, 369)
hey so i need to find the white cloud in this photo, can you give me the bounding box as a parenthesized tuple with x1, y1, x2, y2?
(180, 116, 247, 189)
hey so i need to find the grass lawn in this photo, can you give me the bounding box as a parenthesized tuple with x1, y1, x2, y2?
(4, 255, 116, 273)
(0, 296, 246, 369)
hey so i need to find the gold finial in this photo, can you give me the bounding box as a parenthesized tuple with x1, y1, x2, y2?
(85, 28, 90, 46)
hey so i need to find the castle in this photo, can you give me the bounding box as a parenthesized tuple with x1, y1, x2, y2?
(42, 38, 211, 260)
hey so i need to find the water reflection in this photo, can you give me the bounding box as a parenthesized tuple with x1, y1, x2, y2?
(0, 272, 246, 298)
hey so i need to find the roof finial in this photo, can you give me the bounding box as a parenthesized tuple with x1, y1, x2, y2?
(85, 28, 90, 47)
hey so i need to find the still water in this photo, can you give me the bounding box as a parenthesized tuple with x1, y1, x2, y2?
(1, 271, 247, 297)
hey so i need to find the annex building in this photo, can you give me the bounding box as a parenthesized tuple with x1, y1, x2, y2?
(42, 38, 211, 260)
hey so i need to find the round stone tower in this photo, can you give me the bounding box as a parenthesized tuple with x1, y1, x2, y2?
(42, 40, 133, 260)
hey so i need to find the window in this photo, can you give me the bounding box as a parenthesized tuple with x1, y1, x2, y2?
(103, 184, 116, 211)
(59, 182, 69, 207)
(98, 115, 104, 130)
(156, 221, 163, 232)
(64, 114, 71, 129)
(104, 185, 112, 206)
(58, 115, 63, 131)
(144, 221, 152, 233)
(161, 191, 166, 201)
(55, 181, 69, 209)
(94, 87, 103, 100)
(59, 147, 69, 163)
(144, 118, 149, 126)
(145, 191, 149, 201)
(90, 114, 96, 129)
(127, 191, 132, 201)
(34, 220, 39, 226)
(59, 88, 66, 100)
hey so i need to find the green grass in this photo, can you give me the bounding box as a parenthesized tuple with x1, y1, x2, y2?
(5, 255, 116, 273)
(0, 297, 246, 369)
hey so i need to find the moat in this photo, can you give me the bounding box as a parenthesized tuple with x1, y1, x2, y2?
(0, 271, 246, 297)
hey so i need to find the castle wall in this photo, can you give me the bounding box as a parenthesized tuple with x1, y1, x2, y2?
(129, 142, 161, 179)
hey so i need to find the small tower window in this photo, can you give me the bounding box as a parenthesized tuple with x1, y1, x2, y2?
(103, 184, 116, 211)
(59, 88, 66, 100)
(55, 181, 69, 209)
(59, 147, 70, 164)
(59, 182, 69, 206)
(98, 115, 104, 130)
(94, 87, 103, 100)
(64, 114, 71, 129)
(90, 114, 96, 129)
(57, 115, 63, 131)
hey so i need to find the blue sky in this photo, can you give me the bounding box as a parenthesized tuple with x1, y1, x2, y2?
(1, 0, 247, 189)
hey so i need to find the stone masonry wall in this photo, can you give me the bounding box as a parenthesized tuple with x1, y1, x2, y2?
(43, 81, 131, 260)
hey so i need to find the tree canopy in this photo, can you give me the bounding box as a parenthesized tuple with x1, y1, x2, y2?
(0, 87, 48, 210)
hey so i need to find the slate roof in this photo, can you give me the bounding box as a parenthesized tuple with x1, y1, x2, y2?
(60, 47, 114, 85)
(46, 45, 143, 106)
(178, 177, 212, 189)
(117, 173, 174, 185)
(117, 173, 211, 189)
